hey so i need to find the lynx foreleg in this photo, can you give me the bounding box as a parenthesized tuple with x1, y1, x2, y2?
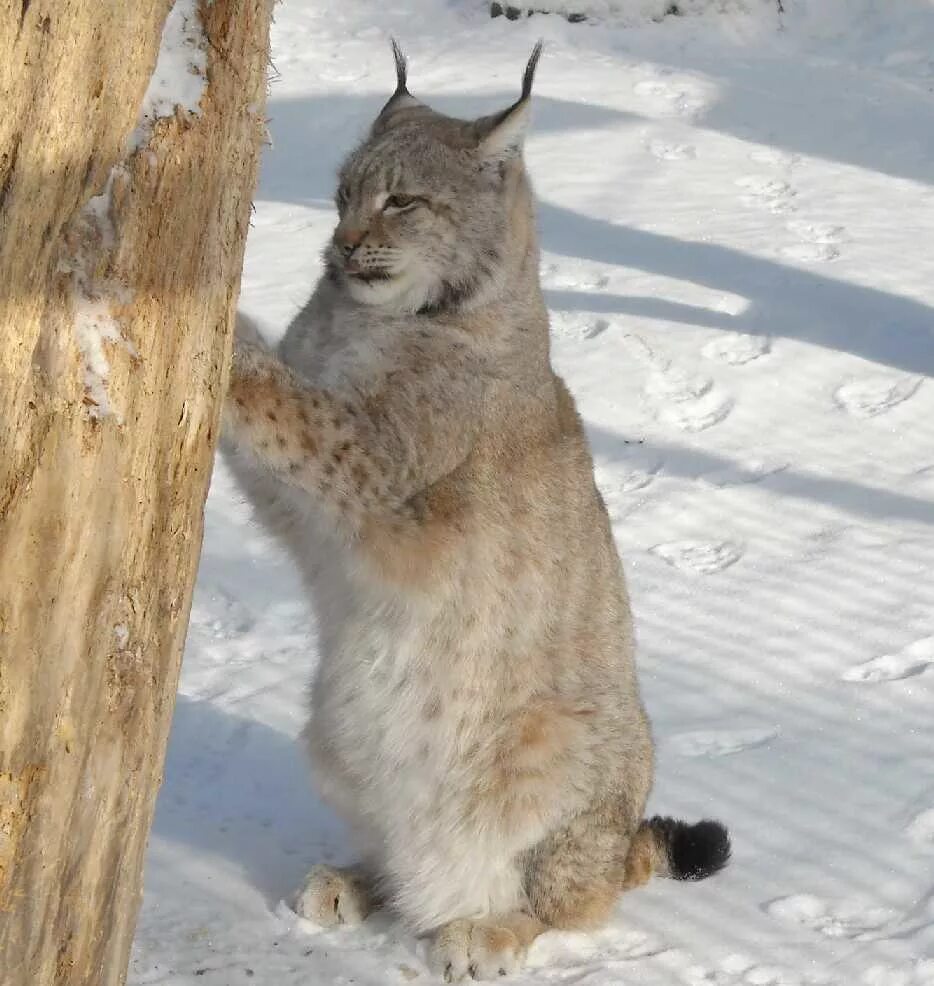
(224, 341, 410, 530)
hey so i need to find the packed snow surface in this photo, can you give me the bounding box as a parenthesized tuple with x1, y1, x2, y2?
(130, 1, 934, 984)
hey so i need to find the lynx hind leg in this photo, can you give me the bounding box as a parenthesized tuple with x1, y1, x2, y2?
(621, 821, 658, 891)
(294, 864, 374, 929)
(429, 913, 547, 982)
(524, 801, 635, 931)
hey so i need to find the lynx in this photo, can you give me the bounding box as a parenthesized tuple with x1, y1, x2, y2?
(222, 41, 729, 981)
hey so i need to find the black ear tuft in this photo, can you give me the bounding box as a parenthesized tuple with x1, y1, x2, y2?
(521, 41, 544, 102)
(390, 38, 409, 95)
(474, 41, 543, 160)
(373, 39, 422, 131)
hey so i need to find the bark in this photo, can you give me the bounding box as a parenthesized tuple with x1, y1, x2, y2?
(0, 2, 272, 983)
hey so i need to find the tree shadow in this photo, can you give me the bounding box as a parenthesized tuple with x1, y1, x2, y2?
(151, 694, 348, 905)
(545, 289, 736, 329)
(587, 424, 934, 527)
(635, 20, 934, 189)
(539, 203, 934, 376)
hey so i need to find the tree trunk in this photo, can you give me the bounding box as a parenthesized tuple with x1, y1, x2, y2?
(0, 2, 272, 983)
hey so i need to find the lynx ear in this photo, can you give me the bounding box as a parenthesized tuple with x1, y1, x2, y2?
(478, 42, 543, 161)
(374, 39, 421, 128)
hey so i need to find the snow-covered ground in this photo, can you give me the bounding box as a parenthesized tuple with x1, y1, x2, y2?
(130, 2, 934, 983)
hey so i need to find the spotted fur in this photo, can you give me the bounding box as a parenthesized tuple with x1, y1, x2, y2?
(222, 43, 728, 981)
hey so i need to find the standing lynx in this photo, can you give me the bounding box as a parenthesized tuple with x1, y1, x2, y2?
(222, 42, 729, 981)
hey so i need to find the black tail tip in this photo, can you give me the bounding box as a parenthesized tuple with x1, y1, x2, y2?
(653, 816, 731, 881)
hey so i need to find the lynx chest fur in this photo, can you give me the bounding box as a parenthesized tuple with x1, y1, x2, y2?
(276, 285, 628, 928)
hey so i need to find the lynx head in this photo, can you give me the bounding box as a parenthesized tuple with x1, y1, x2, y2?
(328, 41, 543, 314)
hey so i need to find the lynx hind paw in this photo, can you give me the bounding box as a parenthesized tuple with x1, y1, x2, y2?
(294, 864, 369, 929)
(429, 919, 524, 981)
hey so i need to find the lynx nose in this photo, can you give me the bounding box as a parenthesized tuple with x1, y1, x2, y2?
(335, 226, 365, 257)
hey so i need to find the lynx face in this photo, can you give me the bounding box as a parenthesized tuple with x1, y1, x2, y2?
(329, 125, 505, 313)
(326, 43, 542, 315)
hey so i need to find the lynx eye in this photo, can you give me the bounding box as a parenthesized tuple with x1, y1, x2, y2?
(336, 184, 350, 209)
(384, 193, 418, 212)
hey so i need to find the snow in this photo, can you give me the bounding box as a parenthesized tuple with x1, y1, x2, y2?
(65, 0, 206, 417)
(494, 0, 775, 23)
(130, 1, 934, 984)
(61, 167, 124, 419)
(64, 173, 138, 420)
(72, 296, 124, 419)
(132, 0, 207, 147)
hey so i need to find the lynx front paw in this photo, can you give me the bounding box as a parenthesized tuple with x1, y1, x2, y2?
(429, 919, 525, 981)
(294, 864, 370, 928)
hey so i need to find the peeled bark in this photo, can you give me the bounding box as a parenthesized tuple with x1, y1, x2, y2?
(0, 2, 272, 983)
